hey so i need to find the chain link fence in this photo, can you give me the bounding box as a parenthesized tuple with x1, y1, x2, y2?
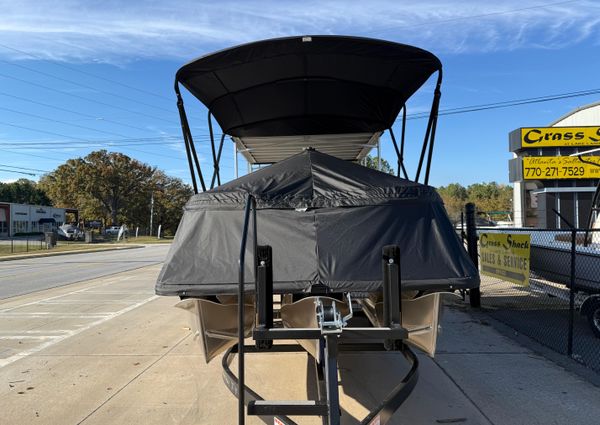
(470, 227, 600, 373)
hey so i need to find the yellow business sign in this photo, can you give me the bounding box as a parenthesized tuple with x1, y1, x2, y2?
(523, 156, 600, 180)
(480, 233, 530, 286)
(520, 126, 600, 147)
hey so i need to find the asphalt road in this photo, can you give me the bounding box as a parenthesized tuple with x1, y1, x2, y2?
(0, 245, 170, 299)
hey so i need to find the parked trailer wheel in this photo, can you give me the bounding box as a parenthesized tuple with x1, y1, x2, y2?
(587, 306, 600, 338)
(581, 295, 600, 338)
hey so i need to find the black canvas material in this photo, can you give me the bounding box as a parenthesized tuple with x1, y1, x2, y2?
(176, 36, 441, 137)
(155, 150, 478, 296)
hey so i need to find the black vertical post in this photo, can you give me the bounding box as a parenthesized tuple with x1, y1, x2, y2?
(383, 245, 402, 350)
(465, 203, 481, 308)
(255, 245, 273, 350)
(568, 229, 576, 356)
(460, 212, 465, 244)
(238, 196, 255, 425)
(324, 334, 340, 425)
(26, 238, 29, 252)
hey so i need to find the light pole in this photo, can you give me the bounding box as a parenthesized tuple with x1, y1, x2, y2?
(149, 192, 154, 236)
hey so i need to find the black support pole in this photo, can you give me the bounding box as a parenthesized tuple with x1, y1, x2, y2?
(324, 335, 340, 425)
(415, 71, 443, 183)
(383, 245, 402, 351)
(389, 127, 408, 180)
(465, 203, 481, 308)
(207, 111, 221, 189)
(399, 106, 409, 179)
(255, 245, 273, 350)
(209, 133, 226, 188)
(238, 195, 256, 425)
(175, 92, 198, 194)
(568, 229, 576, 356)
(175, 83, 206, 192)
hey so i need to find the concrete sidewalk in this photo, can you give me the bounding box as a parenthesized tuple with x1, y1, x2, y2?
(1, 265, 599, 424)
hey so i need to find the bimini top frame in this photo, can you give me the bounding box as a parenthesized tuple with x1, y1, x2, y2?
(173, 35, 443, 192)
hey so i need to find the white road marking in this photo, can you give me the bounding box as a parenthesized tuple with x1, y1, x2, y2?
(0, 288, 103, 312)
(0, 280, 144, 312)
(0, 330, 70, 335)
(37, 300, 138, 305)
(83, 291, 152, 295)
(0, 313, 110, 318)
(0, 295, 158, 368)
(0, 312, 113, 316)
(0, 336, 61, 340)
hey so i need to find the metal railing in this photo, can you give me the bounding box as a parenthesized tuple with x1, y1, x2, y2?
(0, 236, 45, 254)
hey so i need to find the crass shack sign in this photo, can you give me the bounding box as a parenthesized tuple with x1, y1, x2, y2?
(509, 126, 600, 150)
(521, 126, 600, 148)
(480, 233, 530, 286)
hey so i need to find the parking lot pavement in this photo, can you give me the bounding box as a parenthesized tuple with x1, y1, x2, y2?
(1, 264, 600, 424)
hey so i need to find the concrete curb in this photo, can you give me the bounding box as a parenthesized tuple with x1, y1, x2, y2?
(0, 245, 144, 262)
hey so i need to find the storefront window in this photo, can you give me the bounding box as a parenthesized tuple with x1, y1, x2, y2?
(13, 220, 28, 233)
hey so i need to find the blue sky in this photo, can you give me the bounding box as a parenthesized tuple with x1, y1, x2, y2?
(0, 0, 599, 188)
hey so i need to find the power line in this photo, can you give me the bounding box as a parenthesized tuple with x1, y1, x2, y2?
(1, 59, 173, 113)
(405, 87, 600, 120)
(0, 168, 37, 176)
(1, 142, 181, 149)
(0, 72, 175, 124)
(0, 106, 142, 139)
(0, 138, 178, 147)
(0, 42, 173, 102)
(0, 163, 49, 172)
(0, 134, 223, 147)
(0, 148, 68, 162)
(0, 121, 185, 161)
(0, 91, 169, 134)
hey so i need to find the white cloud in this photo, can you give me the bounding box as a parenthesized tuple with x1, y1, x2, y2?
(0, 0, 598, 63)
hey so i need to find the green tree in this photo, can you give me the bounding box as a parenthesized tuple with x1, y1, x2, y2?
(149, 171, 194, 236)
(436, 183, 468, 221)
(467, 182, 512, 213)
(39, 150, 192, 234)
(0, 179, 52, 205)
(436, 181, 513, 222)
(362, 155, 395, 175)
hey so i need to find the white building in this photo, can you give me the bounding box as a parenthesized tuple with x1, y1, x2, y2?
(0, 202, 78, 237)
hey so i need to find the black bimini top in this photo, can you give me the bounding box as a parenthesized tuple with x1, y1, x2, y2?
(176, 35, 441, 138)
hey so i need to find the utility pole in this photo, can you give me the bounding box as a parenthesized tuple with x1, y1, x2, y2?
(377, 138, 381, 171)
(234, 141, 238, 179)
(149, 192, 154, 236)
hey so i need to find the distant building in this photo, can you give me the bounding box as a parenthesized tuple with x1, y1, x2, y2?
(0, 202, 78, 237)
(509, 102, 600, 228)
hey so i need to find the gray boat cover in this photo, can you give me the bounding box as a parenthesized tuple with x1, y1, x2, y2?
(156, 149, 478, 296)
